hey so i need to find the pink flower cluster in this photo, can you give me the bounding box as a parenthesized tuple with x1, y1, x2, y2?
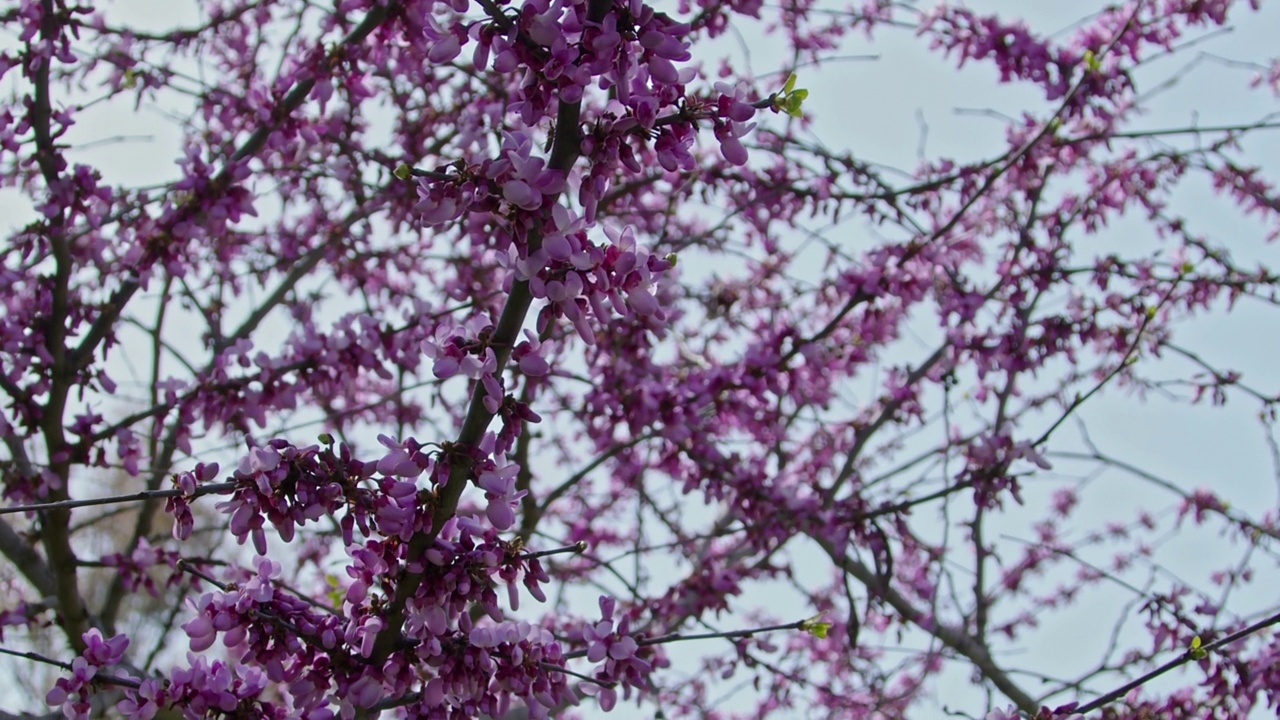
(99, 538, 181, 597)
(46, 630, 129, 720)
(572, 596, 661, 711)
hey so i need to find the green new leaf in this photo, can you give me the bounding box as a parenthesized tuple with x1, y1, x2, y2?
(773, 73, 809, 118)
(394, 163, 413, 180)
(325, 575, 345, 608)
(1188, 635, 1208, 660)
(800, 614, 832, 639)
(785, 89, 808, 118)
(1084, 49, 1101, 72)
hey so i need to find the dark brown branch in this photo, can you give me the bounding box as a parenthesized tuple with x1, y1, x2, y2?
(1074, 608, 1280, 715)
(366, 0, 616, 667)
(0, 482, 236, 516)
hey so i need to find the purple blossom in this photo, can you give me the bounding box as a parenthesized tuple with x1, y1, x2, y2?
(477, 461, 526, 531)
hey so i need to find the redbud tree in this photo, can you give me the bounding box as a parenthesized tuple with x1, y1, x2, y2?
(2, 0, 1280, 717)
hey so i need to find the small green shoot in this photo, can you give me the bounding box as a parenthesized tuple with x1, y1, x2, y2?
(774, 73, 809, 118)
(800, 614, 832, 639)
(1188, 635, 1208, 661)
